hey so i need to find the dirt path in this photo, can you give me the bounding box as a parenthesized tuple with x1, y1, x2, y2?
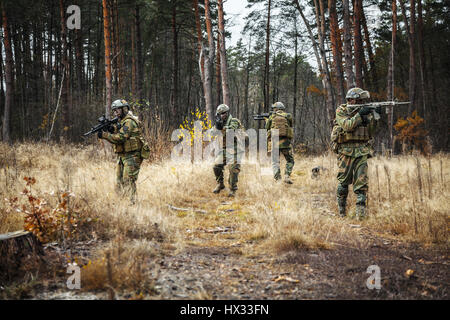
(17, 197, 450, 300)
(153, 229, 448, 299)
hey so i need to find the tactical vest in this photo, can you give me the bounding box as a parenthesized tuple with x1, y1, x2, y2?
(113, 113, 143, 154)
(270, 111, 293, 139)
(334, 105, 372, 144)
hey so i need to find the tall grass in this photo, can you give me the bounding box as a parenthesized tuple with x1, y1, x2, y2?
(0, 142, 448, 250)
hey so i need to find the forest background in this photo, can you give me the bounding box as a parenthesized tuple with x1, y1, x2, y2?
(0, 0, 448, 154)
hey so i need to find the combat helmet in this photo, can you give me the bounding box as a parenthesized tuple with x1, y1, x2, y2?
(272, 102, 285, 110)
(345, 88, 370, 100)
(111, 99, 129, 111)
(216, 104, 230, 115)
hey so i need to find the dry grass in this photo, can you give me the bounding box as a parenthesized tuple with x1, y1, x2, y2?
(0, 142, 448, 296)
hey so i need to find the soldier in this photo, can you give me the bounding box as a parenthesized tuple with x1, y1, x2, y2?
(98, 99, 145, 203)
(333, 88, 381, 219)
(212, 104, 245, 197)
(265, 102, 295, 184)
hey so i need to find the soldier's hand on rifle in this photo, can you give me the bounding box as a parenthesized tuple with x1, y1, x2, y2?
(97, 130, 103, 139)
(107, 124, 116, 134)
(358, 106, 371, 116)
(215, 114, 224, 130)
(375, 106, 382, 114)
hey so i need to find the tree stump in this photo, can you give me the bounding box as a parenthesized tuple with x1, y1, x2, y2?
(0, 230, 45, 280)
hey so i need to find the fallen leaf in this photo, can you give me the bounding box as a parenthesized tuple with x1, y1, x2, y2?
(405, 269, 415, 277)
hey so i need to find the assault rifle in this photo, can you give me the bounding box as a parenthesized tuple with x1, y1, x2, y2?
(347, 101, 410, 120)
(253, 112, 273, 121)
(83, 115, 119, 137)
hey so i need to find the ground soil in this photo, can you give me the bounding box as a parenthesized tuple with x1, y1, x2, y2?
(14, 219, 447, 301)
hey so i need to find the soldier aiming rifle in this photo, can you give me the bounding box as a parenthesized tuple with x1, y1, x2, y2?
(331, 87, 409, 220)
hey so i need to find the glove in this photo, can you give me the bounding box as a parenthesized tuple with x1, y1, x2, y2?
(97, 130, 103, 139)
(107, 124, 115, 133)
(375, 106, 382, 114)
(361, 115, 369, 126)
(215, 114, 224, 130)
(358, 106, 371, 116)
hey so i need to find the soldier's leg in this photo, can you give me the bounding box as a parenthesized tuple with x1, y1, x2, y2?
(116, 157, 124, 194)
(271, 150, 281, 180)
(122, 153, 142, 203)
(213, 152, 226, 193)
(353, 155, 369, 219)
(228, 163, 240, 190)
(336, 154, 353, 217)
(282, 148, 294, 184)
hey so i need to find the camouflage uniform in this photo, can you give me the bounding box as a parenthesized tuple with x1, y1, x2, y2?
(265, 109, 295, 182)
(213, 114, 245, 194)
(334, 103, 378, 218)
(102, 111, 144, 202)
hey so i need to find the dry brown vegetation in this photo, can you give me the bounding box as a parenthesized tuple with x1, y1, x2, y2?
(0, 142, 448, 299)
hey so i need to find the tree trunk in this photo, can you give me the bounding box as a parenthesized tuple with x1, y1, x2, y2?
(361, 6, 376, 90)
(131, 20, 137, 97)
(328, 0, 345, 105)
(2, 3, 13, 143)
(294, 0, 333, 126)
(0, 231, 45, 280)
(314, 0, 335, 125)
(217, 0, 230, 107)
(59, 0, 70, 137)
(353, 0, 364, 88)
(387, 0, 398, 152)
(293, 17, 298, 130)
(135, 4, 143, 100)
(171, 2, 179, 118)
(264, 0, 271, 112)
(193, 0, 213, 121)
(102, 0, 112, 118)
(215, 34, 221, 105)
(244, 37, 251, 127)
(193, 0, 205, 84)
(204, 0, 215, 119)
(417, 0, 427, 117)
(74, 1, 84, 107)
(115, 0, 123, 96)
(343, 0, 355, 88)
(400, 0, 416, 115)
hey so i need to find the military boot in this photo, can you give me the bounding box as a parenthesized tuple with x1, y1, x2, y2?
(213, 182, 225, 194)
(284, 175, 293, 184)
(228, 189, 236, 197)
(355, 205, 367, 220)
(337, 198, 347, 217)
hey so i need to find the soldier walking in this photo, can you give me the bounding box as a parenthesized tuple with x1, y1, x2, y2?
(98, 99, 145, 203)
(212, 104, 245, 197)
(333, 88, 381, 219)
(265, 102, 295, 184)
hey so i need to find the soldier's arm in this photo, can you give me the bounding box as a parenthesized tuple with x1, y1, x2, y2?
(103, 119, 136, 144)
(287, 113, 293, 127)
(335, 108, 362, 132)
(265, 116, 272, 130)
(225, 118, 241, 130)
(368, 115, 379, 137)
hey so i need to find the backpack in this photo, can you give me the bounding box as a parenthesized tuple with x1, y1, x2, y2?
(271, 111, 293, 139)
